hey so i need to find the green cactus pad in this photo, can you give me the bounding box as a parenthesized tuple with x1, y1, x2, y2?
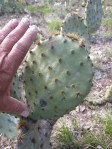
(62, 13, 90, 49)
(84, 0, 102, 34)
(0, 113, 18, 139)
(11, 73, 22, 100)
(23, 35, 93, 121)
(16, 119, 52, 149)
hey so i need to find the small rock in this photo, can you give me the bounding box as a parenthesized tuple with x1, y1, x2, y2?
(96, 145, 104, 149)
(79, 105, 86, 113)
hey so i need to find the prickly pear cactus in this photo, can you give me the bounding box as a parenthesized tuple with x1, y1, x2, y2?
(0, 113, 18, 139)
(84, 0, 102, 34)
(16, 118, 52, 149)
(62, 13, 90, 49)
(23, 34, 93, 121)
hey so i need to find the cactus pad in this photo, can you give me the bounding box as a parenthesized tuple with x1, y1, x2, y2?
(16, 118, 52, 149)
(23, 34, 93, 121)
(62, 13, 90, 49)
(0, 113, 18, 139)
(84, 0, 102, 34)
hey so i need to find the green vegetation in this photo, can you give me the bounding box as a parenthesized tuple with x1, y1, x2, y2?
(48, 20, 62, 32)
(26, 4, 37, 14)
(102, 3, 112, 39)
(55, 123, 80, 149)
(105, 48, 112, 58)
(55, 114, 112, 149)
(38, 3, 52, 15)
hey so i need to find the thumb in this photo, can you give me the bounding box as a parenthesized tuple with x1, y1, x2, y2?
(0, 96, 29, 117)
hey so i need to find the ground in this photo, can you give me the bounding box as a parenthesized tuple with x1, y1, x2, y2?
(0, 0, 112, 148)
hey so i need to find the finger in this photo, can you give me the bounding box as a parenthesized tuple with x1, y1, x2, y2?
(0, 18, 30, 53)
(0, 96, 29, 117)
(0, 19, 19, 44)
(7, 25, 38, 71)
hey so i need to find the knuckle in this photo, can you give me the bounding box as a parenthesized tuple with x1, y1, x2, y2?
(16, 41, 27, 51)
(7, 33, 17, 41)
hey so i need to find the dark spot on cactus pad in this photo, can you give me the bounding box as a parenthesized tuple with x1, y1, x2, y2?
(39, 100, 47, 108)
(40, 143, 43, 148)
(48, 66, 52, 70)
(25, 66, 29, 69)
(71, 50, 75, 54)
(54, 106, 58, 110)
(62, 97, 66, 101)
(32, 60, 36, 64)
(61, 90, 65, 95)
(51, 45, 54, 49)
(58, 58, 62, 63)
(41, 53, 46, 57)
(31, 138, 36, 144)
(8, 129, 12, 132)
(64, 39, 67, 43)
(45, 132, 48, 137)
(12, 82, 15, 86)
(28, 92, 31, 95)
(38, 42, 41, 45)
(37, 126, 41, 130)
(54, 78, 59, 83)
(31, 70, 34, 74)
(76, 92, 81, 98)
(50, 142, 53, 147)
(49, 96, 54, 100)
(66, 70, 70, 75)
(89, 79, 92, 83)
(30, 78, 33, 81)
(33, 102, 36, 106)
(80, 62, 84, 66)
(44, 86, 48, 90)
(35, 90, 38, 94)
(65, 109, 69, 113)
(29, 50, 33, 54)
(39, 72, 42, 76)
(71, 84, 75, 88)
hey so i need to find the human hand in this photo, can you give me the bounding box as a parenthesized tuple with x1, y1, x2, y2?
(0, 18, 37, 117)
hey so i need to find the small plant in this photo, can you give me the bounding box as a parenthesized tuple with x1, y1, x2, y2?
(80, 130, 106, 148)
(102, 18, 112, 31)
(105, 48, 112, 58)
(26, 4, 37, 14)
(38, 3, 52, 15)
(48, 20, 62, 32)
(101, 114, 112, 137)
(56, 123, 80, 149)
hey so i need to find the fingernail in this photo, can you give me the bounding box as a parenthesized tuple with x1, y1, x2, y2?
(30, 25, 38, 32)
(21, 110, 29, 117)
(21, 17, 30, 24)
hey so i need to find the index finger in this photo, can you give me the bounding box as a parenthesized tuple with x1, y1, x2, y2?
(7, 25, 38, 72)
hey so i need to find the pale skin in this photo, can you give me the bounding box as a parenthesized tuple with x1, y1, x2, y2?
(0, 18, 38, 117)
